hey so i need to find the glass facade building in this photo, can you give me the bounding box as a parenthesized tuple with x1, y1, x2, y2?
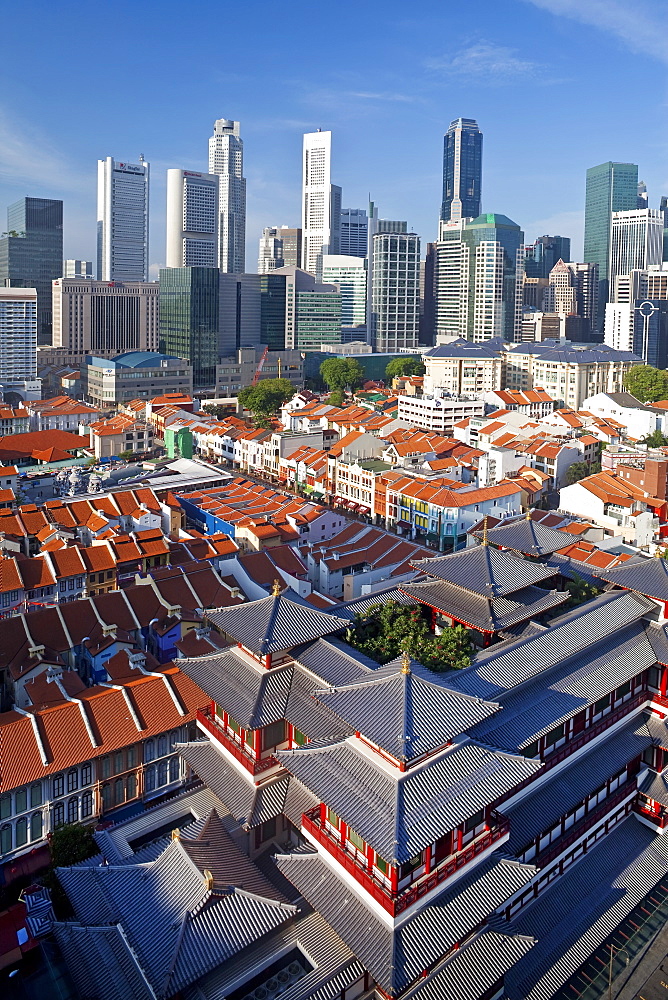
(0, 197, 63, 345)
(260, 273, 287, 350)
(524, 235, 572, 278)
(159, 267, 219, 388)
(584, 162, 638, 322)
(441, 119, 482, 224)
(633, 299, 668, 371)
(463, 214, 524, 342)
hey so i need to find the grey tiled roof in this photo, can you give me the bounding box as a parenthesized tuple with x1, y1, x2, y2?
(505, 816, 668, 1000)
(292, 635, 380, 683)
(470, 517, 576, 556)
(208, 588, 349, 654)
(503, 714, 654, 852)
(314, 659, 500, 761)
(645, 622, 668, 665)
(640, 711, 668, 746)
(275, 847, 536, 994)
(332, 587, 418, 621)
(409, 929, 536, 1000)
(285, 665, 353, 742)
(401, 578, 568, 632)
(470, 621, 657, 751)
(638, 769, 668, 806)
(277, 737, 541, 863)
(411, 544, 556, 598)
(179, 649, 292, 729)
(595, 554, 668, 600)
(449, 590, 654, 701)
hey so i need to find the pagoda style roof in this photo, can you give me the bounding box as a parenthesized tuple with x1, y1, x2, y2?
(315, 657, 500, 761)
(448, 590, 655, 701)
(275, 846, 536, 996)
(179, 649, 292, 730)
(53, 810, 296, 1000)
(410, 544, 555, 598)
(401, 578, 568, 633)
(595, 554, 668, 601)
(292, 635, 380, 684)
(277, 737, 541, 864)
(638, 769, 668, 807)
(208, 588, 349, 655)
(470, 517, 574, 556)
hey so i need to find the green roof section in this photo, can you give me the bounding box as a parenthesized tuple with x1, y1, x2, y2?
(469, 213, 520, 229)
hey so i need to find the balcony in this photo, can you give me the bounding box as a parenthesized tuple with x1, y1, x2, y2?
(302, 807, 509, 917)
(535, 780, 636, 869)
(196, 707, 279, 777)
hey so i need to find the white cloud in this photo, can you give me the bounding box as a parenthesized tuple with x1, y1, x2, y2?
(524, 0, 668, 64)
(425, 41, 540, 80)
(0, 108, 85, 193)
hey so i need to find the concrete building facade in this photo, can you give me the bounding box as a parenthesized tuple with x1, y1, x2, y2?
(208, 119, 246, 274)
(301, 131, 341, 277)
(52, 278, 159, 355)
(96, 156, 149, 282)
(165, 169, 220, 268)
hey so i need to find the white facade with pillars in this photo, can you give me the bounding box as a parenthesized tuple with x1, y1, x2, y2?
(301, 131, 341, 278)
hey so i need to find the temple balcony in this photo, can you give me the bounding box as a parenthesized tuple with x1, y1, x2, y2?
(196, 706, 281, 778)
(301, 805, 510, 917)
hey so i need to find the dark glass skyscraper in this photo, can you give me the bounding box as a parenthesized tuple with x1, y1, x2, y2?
(524, 235, 572, 278)
(440, 118, 482, 223)
(159, 267, 219, 388)
(0, 197, 63, 344)
(583, 162, 638, 322)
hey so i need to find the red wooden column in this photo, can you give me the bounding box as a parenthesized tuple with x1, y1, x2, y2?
(661, 667, 668, 699)
(390, 866, 398, 894)
(366, 843, 375, 872)
(424, 844, 432, 876)
(319, 802, 327, 826)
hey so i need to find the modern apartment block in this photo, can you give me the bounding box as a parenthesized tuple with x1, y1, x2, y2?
(301, 130, 341, 277)
(165, 169, 220, 268)
(370, 231, 420, 352)
(440, 117, 483, 223)
(321, 254, 367, 340)
(610, 209, 664, 299)
(584, 161, 638, 317)
(96, 156, 149, 282)
(0, 197, 63, 345)
(339, 207, 368, 257)
(63, 260, 93, 279)
(52, 278, 160, 354)
(208, 119, 246, 273)
(0, 287, 37, 382)
(159, 267, 220, 387)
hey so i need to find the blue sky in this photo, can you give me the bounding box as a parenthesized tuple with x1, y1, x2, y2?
(1, 0, 667, 273)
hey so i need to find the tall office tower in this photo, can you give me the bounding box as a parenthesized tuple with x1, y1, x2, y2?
(63, 260, 93, 279)
(278, 227, 302, 269)
(270, 266, 341, 350)
(208, 119, 246, 274)
(524, 235, 571, 278)
(301, 131, 341, 278)
(633, 299, 668, 369)
(434, 214, 524, 342)
(543, 260, 599, 335)
(159, 267, 220, 388)
(322, 255, 367, 341)
(543, 260, 577, 315)
(637, 181, 648, 209)
(440, 118, 482, 224)
(660, 196, 668, 262)
(52, 279, 160, 354)
(0, 197, 63, 345)
(258, 227, 284, 273)
(420, 243, 437, 346)
(0, 288, 37, 382)
(370, 232, 420, 352)
(339, 208, 368, 257)
(583, 161, 638, 318)
(165, 169, 220, 268)
(609, 209, 663, 300)
(97, 156, 149, 282)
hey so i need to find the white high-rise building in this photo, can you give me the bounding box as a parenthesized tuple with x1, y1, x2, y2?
(370, 232, 420, 352)
(96, 156, 149, 282)
(0, 288, 37, 382)
(610, 209, 663, 299)
(543, 260, 577, 315)
(165, 169, 220, 268)
(208, 119, 246, 274)
(339, 208, 368, 257)
(63, 260, 93, 279)
(604, 302, 634, 353)
(258, 227, 284, 273)
(301, 131, 341, 278)
(322, 255, 367, 339)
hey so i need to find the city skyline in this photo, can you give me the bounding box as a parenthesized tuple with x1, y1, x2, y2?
(1, 0, 667, 277)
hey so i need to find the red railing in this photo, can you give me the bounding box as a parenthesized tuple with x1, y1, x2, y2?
(535, 780, 635, 868)
(302, 807, 509, 916)
(196, 707, 279, 776)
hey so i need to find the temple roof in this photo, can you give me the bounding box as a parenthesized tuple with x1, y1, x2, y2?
(315, 657, 500, 761)
(410, 544, 555, 598)
(275, 846, 536, 995)
(638, 769, 668, 807)
(208, 588, 350, 654)
(595, 554, 668, 601)
(400, 578, 568, 632)
(470, 517, 575, 556)
(277, 737, 541, 864)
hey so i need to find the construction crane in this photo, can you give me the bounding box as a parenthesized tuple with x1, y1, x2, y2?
(251, 346, 269, 386)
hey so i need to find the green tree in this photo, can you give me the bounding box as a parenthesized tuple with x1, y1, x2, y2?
(119, 449, 135, 461)
(347, 601, 472, 672)
(44, 822, 98, 916)
(327, 389, 345, 407)
(565, 461, 591, 485)
(623, 365, 668, 403)
(385, 357, 426, 381)
(320, 357, 365, 392)
(238, 378, 294, 422)
(202, 404, 229, 420)
(565, 573, 600, 609)
(643, 429, 668, 448)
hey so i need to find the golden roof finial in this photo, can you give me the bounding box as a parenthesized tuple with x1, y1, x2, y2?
(203, 868, 214, 891)
(171, 828, 181, 841)
(481, 515, 489, 546)
(526, 507, 532, 521)
(401, 649, 411, 675)
(272, 578, 282, 596)
(656, 547, 663, 559)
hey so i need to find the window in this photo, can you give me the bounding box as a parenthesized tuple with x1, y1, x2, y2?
(14, 788, 27, 814)
(126, 773, 137, 800)
(158, 735, 169, 757)
(30, 783, 42, 808)
(157, 760, 168, 786)
(101, 784, 112, 811)
(465, 809, 484, 833)
(145, 766, 156, 793)
(81, 791, 93, 818)
(144, 739, 155, 763)
(0, 824, 11, 854)
(114, 779, 124, 806)
(347, 828, 365, 851)
(67, 770, 78, 793)
(399, 853, 423, 879)
(101, 757, 111, 779)
(375, 854, 389, 874)
(169, 757, 180, 783)
(52, 774, 64, 798)
(52, 802, 64, 827)
(544, 723, 565, 746)
(127, 747, 137, 769)
(67, 799, 78, 823)
(0, 795, 11, 820)
(524, 741, 539, 758)
(262, 719, 286, 751)
(81, 764, 92, 786)
(15, 817, 27, 847)
(114, 752, 123, 775)
(594, 694, 610, 714)
(293, 728, 307, 746)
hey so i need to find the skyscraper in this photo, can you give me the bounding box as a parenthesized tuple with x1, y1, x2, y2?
(370, 232, 420, 352)
(0, 287, 37, 382)
(524, 235, 572, 279)
(53, 279, 160, 355)
(609, 209, 663, 299)
(583, 161, 638, 319)
(322, 255, 367, 340)
(97, 157, 149, 282)
(159, 267, 220, 388)
(301, 131, 341, 278)
(258, 228, 284, 273)
(339, 208, 368, 257)
(0, 197, 63, 345)
(440, 118, 483, 224)
(208, 119, 246, 274)
(278, 227, 302, 269)
(165, 169, 220, 268)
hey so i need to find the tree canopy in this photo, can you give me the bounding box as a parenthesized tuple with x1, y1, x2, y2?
(327, 388, 345, 408)
(565, 461, 591, 485)
(347, 601, 472, 672)
(44, 822, 98, 916)
(623, 365, 668, 403)
(319, 357, 365, 392)
(643, 429, 668, 449)
(238, 378, 294, 422)
(385, 357, 426, 381)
